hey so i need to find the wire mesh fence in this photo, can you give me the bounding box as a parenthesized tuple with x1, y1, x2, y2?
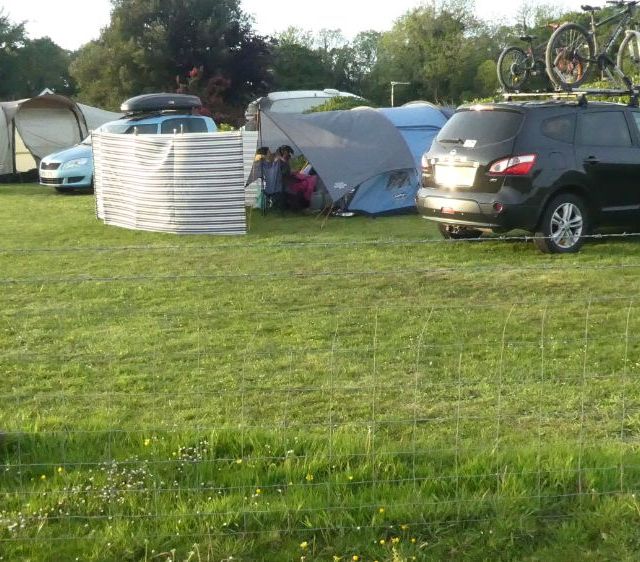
(2, 237, 640, 560)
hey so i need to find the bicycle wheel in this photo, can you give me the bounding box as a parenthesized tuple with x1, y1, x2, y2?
(545, 22, 594, 89)
(497, 46, 530, 92)
(617, 32, 640, 86)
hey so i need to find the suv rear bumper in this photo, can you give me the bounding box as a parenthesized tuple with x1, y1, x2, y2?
(415, 187, 539, 231)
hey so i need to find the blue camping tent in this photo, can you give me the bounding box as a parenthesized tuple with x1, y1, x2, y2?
(258, 103, 451, 215)
(347, 104, 450, 215)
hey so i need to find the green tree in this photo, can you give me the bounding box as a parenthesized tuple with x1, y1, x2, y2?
(474, 59, 499, 98)
(348, 31, 387, 103)
(270, 28, 382, 96)
(371, 0, 502, 104)
(0, 10, 27, 100)
(270, 28, 332, 90)
(315, 29, 353, 91)
(0, 12, 73, 100)
(68, 36, 131, 110)
(17, 38, 76, 97)
(277, 26, 315, 48)
(71, 0, 272, 120)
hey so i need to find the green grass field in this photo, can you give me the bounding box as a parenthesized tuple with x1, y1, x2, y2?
(2, 184, 640, 561)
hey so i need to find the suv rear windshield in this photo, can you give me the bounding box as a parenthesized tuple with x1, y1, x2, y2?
(436, 108, 523, 147)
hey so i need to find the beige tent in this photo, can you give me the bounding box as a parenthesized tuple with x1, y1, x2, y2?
(0, 94, 121, 175)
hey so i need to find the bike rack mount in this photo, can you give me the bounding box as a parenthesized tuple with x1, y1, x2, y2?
(500, 87, 640, 107)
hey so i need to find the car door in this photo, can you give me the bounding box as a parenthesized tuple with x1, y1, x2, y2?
(575, 109, 640, 221)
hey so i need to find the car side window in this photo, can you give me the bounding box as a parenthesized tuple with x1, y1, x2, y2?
(160, 118, 208, 134)
(577, 111, 632, 147)
(124, 124, 158, 135)
(541, 115, 575, 143)
(631, 112, 640, 136)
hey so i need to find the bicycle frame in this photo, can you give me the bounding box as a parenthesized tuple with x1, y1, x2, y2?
(520, 43, 535, 69)
(588, 6, 634, 56)
(521, 38, 549, 71)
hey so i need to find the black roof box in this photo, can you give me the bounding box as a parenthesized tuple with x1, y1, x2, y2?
(120, 93, 202, 113)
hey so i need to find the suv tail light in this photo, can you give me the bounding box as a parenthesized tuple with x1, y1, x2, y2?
(488, 154, 537, 176)
(421, 153, 434, 179)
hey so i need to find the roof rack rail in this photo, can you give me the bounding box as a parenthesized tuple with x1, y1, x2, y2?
(500, 87, 640, 107)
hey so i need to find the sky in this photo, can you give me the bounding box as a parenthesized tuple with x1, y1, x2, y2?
(2, 0, 587, 51)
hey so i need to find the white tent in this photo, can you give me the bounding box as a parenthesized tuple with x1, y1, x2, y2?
(0, 94, 121, 176)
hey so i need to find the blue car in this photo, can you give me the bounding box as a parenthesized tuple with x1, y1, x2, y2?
(39, 137, 93, 192)
(40, 112, 218, 193)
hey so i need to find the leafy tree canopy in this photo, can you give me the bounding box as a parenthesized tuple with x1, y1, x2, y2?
(0, 11, 27, 99)
(0, 11, 74, 100)
(70, 0, 272, 122)
(4, 0, 639, 117)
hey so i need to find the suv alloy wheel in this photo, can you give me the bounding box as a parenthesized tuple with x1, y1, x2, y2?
(534, 193, 588, 254)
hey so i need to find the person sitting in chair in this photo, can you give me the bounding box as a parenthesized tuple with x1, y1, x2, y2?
(275, 145, 318, 211)
(274, 145, 299, 210)
(289, 162, 317, 210)
(275, 145, 294, 178)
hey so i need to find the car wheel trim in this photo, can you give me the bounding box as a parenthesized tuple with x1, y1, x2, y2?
(550, 202, 583, 248)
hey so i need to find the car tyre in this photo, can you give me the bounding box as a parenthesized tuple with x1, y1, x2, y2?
(438, 223, 482, 240)
(534, 193, 588, 254)
(497, 46, 531, 92)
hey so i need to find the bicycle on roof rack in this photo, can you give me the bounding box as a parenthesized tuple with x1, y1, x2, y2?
(545, 0, 640, 91)
(496, 31, 555, 92)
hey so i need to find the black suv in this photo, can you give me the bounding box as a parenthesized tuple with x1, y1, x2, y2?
(416, 98, 640, 253)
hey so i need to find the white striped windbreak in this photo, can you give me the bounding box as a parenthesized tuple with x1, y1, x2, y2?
(93, 131, 246, 235)
(242, 130, 261, 207)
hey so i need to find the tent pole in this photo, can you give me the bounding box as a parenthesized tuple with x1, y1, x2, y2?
(257, 108, 267, 217)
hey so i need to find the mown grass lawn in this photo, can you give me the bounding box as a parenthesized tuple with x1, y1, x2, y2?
(2, 184, 640, 561)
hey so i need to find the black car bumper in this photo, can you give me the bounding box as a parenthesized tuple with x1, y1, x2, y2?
(415, 187, 540, 232)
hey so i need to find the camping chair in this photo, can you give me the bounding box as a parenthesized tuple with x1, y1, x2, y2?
(261, 160, 285, 214)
